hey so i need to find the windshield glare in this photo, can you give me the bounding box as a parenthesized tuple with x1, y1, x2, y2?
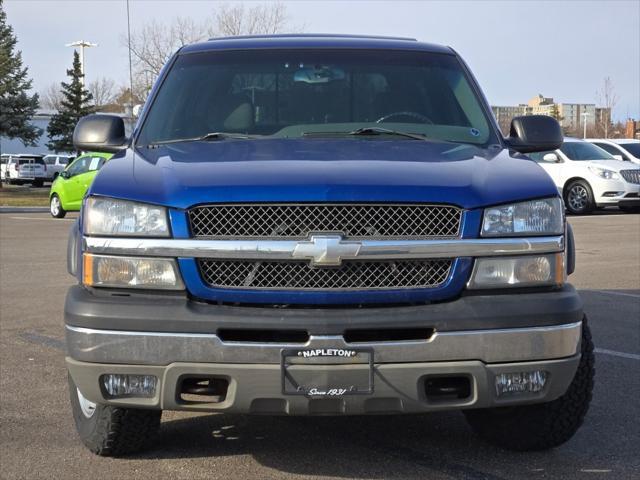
(560, 142, 615, 161)
(137, 49, 496, 147)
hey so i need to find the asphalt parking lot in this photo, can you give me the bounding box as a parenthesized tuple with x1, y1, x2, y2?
(0, 211, 638, 480)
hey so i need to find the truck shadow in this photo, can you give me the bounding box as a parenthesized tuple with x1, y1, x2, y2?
(135, 412, 559, 479)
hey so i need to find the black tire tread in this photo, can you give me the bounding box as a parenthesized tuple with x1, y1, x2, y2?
(464, 316, 595, 451)
(87, 406, 161, 456)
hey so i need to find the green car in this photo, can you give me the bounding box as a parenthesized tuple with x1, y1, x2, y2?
(49, 152, 113, 218)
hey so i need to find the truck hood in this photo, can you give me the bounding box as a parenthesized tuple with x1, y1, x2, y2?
(90, 138, 559, 210)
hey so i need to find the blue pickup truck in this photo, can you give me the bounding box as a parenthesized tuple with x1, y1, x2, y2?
(64, 34, 593, 456)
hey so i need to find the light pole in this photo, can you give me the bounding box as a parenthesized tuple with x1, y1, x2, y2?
(65, 40, 98, 85)
(581, 110, 590, 139)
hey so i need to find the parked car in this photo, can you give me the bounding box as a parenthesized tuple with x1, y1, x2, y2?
(2, 154, 47, 186)
(528, 138, 640, 214)
(586, 138, 640, 165)
(49, 152, 112, 218)
(43, 154, 75, 181)
(65, 34, 592, 456)
(0, 154, 8, 181)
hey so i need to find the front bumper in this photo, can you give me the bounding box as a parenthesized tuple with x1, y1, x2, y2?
(65, 285, 583, 413)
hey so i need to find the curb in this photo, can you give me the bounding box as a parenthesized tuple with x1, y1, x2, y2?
(0, 206, 50, 213)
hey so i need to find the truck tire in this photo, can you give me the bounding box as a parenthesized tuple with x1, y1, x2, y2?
(464, 316, 594, 451)
(50, 194, 66, 218)
(68, 374, 161, 456)
(564, 180, 595, 215)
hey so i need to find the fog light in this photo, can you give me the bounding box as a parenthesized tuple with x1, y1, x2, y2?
(101, 374, 157, 398)
(495, 371, 547, 397)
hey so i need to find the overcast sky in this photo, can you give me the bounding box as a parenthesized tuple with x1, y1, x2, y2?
(5, 0, 640, 121)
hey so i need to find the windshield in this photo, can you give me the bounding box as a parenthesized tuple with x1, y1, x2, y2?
(560, 142, 615, 161)
(137, 49, 496, 147)
(619, 143, 640, 157)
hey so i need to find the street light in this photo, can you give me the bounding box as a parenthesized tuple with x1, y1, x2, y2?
(581, 110, 590, 139)
(65, 40, 98, 85)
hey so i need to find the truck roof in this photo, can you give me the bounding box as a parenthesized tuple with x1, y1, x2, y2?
(181, 33, 454, 55)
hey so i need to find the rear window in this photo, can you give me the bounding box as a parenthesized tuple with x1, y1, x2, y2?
(618, 143, 640, 156)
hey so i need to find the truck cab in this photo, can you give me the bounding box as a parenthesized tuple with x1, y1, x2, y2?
(63, 34, 592, 456)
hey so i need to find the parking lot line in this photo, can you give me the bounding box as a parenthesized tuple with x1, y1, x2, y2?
(7, 216, 74, 221)
(592, 290, 640, 299)
(595, 348, 640, 361)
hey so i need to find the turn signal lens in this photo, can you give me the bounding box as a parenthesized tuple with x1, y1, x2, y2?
(83, 254, 184, 290)
(468, 253, 564, 289)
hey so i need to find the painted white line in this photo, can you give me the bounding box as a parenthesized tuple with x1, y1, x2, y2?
(8, 216, 74, 221)
(580, 469, 612, 473)
(595, 348, 640, 361)
(592, 290, 640, 299)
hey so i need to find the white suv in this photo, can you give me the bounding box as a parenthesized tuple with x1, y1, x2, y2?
(586, 139, 640, 165)
(43, 154, 74, 181)
(528, 138, 640, 214)
(2, 154, 47, 187)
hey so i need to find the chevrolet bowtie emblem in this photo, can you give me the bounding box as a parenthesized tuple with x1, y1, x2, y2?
(292, 235, 361, 267)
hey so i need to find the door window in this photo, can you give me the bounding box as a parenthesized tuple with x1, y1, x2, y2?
(66, 157, 91, 177)
(593, 142, 629, 160)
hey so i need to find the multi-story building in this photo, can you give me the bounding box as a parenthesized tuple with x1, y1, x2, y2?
(491, 105, 528, 134)
(491, 95, 609, 136)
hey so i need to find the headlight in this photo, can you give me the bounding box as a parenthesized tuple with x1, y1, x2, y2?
(83, 254, 184, 290)
(84, 197, 169, 237)
(467, 253, 564, 289)
(482, 198, 563, 237)
(588, 166, 620, 180)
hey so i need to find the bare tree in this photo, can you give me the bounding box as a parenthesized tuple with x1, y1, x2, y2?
(88, 77, 117, 108)
(596, 77, 618, 138)
(125, 3, 297, 100)
(39, 82, 63, 110)
(214, 2, 289, 36)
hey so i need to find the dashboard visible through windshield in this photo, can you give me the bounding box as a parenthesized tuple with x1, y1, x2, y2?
(136, 49, 497, 147)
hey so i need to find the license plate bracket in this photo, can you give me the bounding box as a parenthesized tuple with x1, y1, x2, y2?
(281, 348, 374, 397)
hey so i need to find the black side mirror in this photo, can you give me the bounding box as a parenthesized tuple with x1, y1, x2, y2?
(73, 114, 128, 153)
(60, 171, 70, 179)
(505, 115, 563, 153)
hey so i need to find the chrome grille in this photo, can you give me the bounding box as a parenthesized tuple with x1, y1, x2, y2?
(620, 169, 640, 184)
(188, 204, 461, 239)
(198, 259, 452, 290)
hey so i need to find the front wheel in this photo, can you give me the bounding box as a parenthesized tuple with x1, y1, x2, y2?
(50, 194, 66, 218)
(68, 374, 162, 456)
(564, 180, 595, 215)
(464, 317, 594, 451)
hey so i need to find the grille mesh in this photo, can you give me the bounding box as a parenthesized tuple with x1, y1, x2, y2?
(198, 259, 452, 290)
(620, 169, 640, 184)
(188, 204, 461, 239)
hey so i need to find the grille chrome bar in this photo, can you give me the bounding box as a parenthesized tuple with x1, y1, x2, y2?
(84, 235, 564, 260)
(188, 203, 462, 239)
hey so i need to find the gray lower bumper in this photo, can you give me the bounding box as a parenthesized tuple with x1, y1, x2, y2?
(66, 355, 581, 414)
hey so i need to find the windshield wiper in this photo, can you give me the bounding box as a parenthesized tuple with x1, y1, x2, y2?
(303, 127, 427, 141)
(145, 132, 256, 148)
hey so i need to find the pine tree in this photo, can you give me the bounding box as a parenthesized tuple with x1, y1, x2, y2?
(549, 103, 564, 123)
(46, 50, 94, 153)
(0, 1, 42, 150)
